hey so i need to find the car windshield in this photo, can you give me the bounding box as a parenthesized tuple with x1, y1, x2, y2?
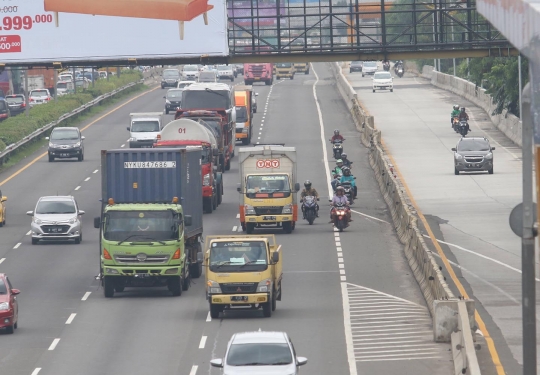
(131, 120, 160, 132)
(184, 65, 198, 72)
(36, 200, 76, 214)
(59, 75, 72, 80)
(227, 343, 293, 366)
(457, 139, 491, 152)
(182, 90, 230, 109)
(217, 66, 230, 71)
(103, 210, 177, 241)
(178, 83, 192, 89)
(351, 61, 362, 66)
(236, 106, 248, 122)
(276, 63, 292, 68)
(364, 62, 377, 67)
(209, 241, 268, 272)
(163, 70, 180, 78)
(57, 82, 68, 89)
(246, 175, 290, 197)
(374, 72, 391, 79)
(199, 72, 216, 81)
(0, 279, 6, 294)
(167, 90, 183, 99)
(6, 96, 23, 104)
(51, 129, 79, 140)
(31, 90, 48, 97)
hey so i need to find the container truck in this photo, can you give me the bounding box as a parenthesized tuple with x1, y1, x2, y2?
(244, 63, 273, 85)
(234, 85, 254, 145)
(237, 145, 300, 234)
(94, 148, 204, 298)
(154, 118, 223, 214)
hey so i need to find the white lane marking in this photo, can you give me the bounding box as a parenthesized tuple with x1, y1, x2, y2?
(31, 369, 42, 375)
(93, 169, 98, 174)
(336, 242, 342, 247)
(199, 336, 207, 349)
(65, 313, 76, 324)
(341, 276, 347, 281)
(26, 230, 31, 235)
(236, 214, 240, 219)
(256, 142, 260, 144)
(259, 132, 262, 135)
(232, 226, 238, 232)
(206, 312, 212, 322)
(121, 144, 125, 148)
(189, 365, 198, 375)
(341, 282, 357, 375)
(423, 234, 540, 281)
(339, 264, 345, 269)
(258, 137, 261, 140)
(74, 186, 81, 191)
(84, 177, 90, 182)
(338, 258, 344, 263)
(13, 243, 21, 249)
(237, 227, 243, 232)
(350, 209, 390, 224)
(81, 292, 91, 301)
(48, 338, 60, 351)
(338, 253, 343, 258)
(0, 258, 5, 264)
(340, 269, 346, 275)
(468, 111, 519, 160)
(336, 247, 342, 252)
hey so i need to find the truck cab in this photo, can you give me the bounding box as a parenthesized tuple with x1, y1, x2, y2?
(274, 63, 295, 80)
(293, 63, 310, 75)
(205, 235, 283, 318)
(244, 63, 273, 86)
(127, 112, 162, 148)
(234, 86, 254, 145)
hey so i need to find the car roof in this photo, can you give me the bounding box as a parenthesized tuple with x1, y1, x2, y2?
(231, 331, 288, 344)
(38, 196, 75, 202)
(185, 82, 231, 91)
(52, 127, 78, 131)
(459, 137, 488, 142)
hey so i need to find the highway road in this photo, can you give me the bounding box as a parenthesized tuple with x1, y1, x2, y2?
(344, 65, 529, 374)
(0, 64, 450, 375)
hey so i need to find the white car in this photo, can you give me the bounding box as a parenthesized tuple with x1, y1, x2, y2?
(372, 71, 394, 92)
(182, 65, 199, 81)
(58, 73, 73, 82)
(177, 80, 194, 89)
(362, 61, 378, 77)
(198, 71, 218, 83)
(217, 65, 235, 81)
(28, 89, 51, 107)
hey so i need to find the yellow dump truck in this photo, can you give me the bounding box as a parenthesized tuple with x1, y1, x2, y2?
(293, 63, 310, 74)
(205, 235, 283, 318)
(274, 63, 295, 80)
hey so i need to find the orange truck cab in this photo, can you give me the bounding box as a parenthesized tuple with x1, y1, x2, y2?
(234, 86, 253, 145)
(154, 118, 223, 213)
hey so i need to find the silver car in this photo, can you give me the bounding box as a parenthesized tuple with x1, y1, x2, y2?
(27, 196, 84, 245)
(210, 331, 308, 375)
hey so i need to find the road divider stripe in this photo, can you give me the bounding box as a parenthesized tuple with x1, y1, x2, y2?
(13, 243, 21, 249)
(84, 177, 90, 182)
(81, 292, 91, 301)
(206, 312, 211, 322)
(48, 338, 60, 351)
(189, 365, 198, 375)
(0, 258, 5, 264)
(93, 169, 98, 174)
(74, 186, 81, 191)
(199, 336, 207, 349)
(31, 369, 41, 375)
(232, 226, 237, 232)
(26, 230, 31, 235)
(65, 313, 76, 324)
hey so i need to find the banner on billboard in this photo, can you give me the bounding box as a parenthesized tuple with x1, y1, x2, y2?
(0, 0, 228, 63)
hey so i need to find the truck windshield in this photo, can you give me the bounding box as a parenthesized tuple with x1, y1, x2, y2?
(236, 106, 248, 122)
(209, 241, 268, 272)
(103, 211, 177, 241)
(182, 90, 230, 110)
(246, 175, 290, 198)
(276, 63, 292, 68)
(131, 121, 160, 132)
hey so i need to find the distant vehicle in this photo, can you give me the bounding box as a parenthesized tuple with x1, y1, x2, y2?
(27, 195, 84, 245)
(5, 94, 26, 116)
(293, 63, 310, 74)
(164, 88, 183, 114)
(161, 68, 181, 89)
(177, 80, 194, 89)
(83, 71, 99, 82)
(56, 81, 74, 96)
(182, 65, 200, 81)
(244, 63, 273, 85)
(198, 71, 218, 83)
(0, 189, 6, 227)
(274, 63, 295, 80)
(98, 71, 108, 79)
(0, 98, 10, 121)
(128, 112, 162, 148)
(46, 127, 85, 162)
(217, 65, 235, 81)
(452, 137, 495, 175)
(28, 89, 51, 107)
(58, 73, 73, 82)
(349, 61, 363, 73)
(235, 64, 244, 75)
(74, 78, 89, 89)
(210, 331, 308, 374)
(372, 71, 393, 93)
(0, 273, 19, 334)
(362, 61, 378, 77)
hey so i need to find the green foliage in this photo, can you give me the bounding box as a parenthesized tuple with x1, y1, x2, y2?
(0, 72, 141, 151)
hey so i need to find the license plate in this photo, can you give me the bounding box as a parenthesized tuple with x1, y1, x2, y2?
(60, 153, 69, 157)
(231, 296, 248, 302)
(134, 273, 150, 278)
(263, 216, 276, 220)
(254, 78, 260, 81)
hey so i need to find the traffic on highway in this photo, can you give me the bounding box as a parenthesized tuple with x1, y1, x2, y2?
(0, 60, 524, 375)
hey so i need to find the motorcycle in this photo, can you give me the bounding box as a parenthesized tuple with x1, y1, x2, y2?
(340, 181, 354, 205)
(331, 203, 350, 232)
(383, 62, 390, 71)
(458, 120, 470, 137)
(302, 196, 319, 225)
(331, 140, 344, 159)
(452, 116, 460, 132)
(397, 66, 404, 78)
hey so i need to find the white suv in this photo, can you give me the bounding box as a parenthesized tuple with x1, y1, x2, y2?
(217, 65, 235, 81)
(372, 71, 393, 92)
(28, 89, 51, 107)
(182, 65, 200, 81)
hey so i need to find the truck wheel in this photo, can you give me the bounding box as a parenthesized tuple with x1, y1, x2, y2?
(242, 136, 250, 145)
(168, 276, 182, 296)
(103, 276, 115, 298)
(282, 222, 292, 234)
(271, 288, 277, 311)
(262, 298, 272, 317)
(246, 223, 255, 234)
(190, 261, 203, 279)
(217, 181, 223, 205)
(210, 303, 221, 319)
(212, 194, 217, 210)
(225, 158, 231, 171)
(204, 197, 213, 214)
(182, 267, 190, 291)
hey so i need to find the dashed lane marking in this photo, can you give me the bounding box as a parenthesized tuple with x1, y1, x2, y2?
(26, 230, 31, 235)
(189, 365, 198, 375)
(0, 258, 5, 264)
(236, 214, 240, 219)
(48, 338, 60, 351)
(93, 169, 98, 174)
(84, 177, 90, 182)
(121, 144, 125, 148)
(199, 336, 207, 349)
(74, 186, 81, 191)
(81, 292, 91, 301)
(232, 226, 238, 232)
(65, 313, 76, 324)
(13, 243, 21, 249)
(31, 369, 41, 375)
(206, 312, 211, 322)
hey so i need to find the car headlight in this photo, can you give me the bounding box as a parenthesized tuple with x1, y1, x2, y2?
(203, 173, 211, 186)
(130, 137, 137, 142)
(485, 153, 493, 159)
(49, 142, 56, 148)
(166, 99, 171, 104)
(0, 302, 9, 311)
(73, 142, 81, 148)
(455, 154, 463, 160)
(33, 217, 42, 224)
(282, 204, 292, 214)
(207, 280, 222, 294)
(244, 204, 256, 215)
(68, 217, 77, 224)
(257, 279, 272, 293)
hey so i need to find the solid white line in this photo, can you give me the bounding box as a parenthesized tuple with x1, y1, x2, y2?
(13, 243, 21, 249)
(84, 177, 90, 182)
(350, 209, 390, 224)
(355, 351, 440, 358)
(354, 339, 433, 345)
(346, 283, 425, 307)
(351, 311, 429, 318)
(206, 312, 211, 322)
(65, 313, 76, 324)
(74, 186, 81, 191)
(26, 230, 31, 235)
(351, 307, 427, 313)
(353, 331, 433, 338)
(232, 226, 238, 232)
(81, 291, 91, 301)
(352, 326, 431, 333)
(351, 323, 431, 329)
(93, 169, 98, 174)
(341, 282, 358, 375)
(48, 338, 60, 351)
(31, 369, 42, 375)
(199, 336, 207, 349)
(341, 276, 347, 281)
(189, 365, 198, 375)
(356, 348, 441, 355)
(0, 258, 4, 264)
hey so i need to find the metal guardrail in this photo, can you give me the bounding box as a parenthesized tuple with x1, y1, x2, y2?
(0, 79, 143, 166)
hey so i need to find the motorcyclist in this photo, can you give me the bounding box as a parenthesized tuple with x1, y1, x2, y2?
(300, 180, 319, 218)
(330, 129, 345, 143)
(339, 167, 357, 198)
(394, 60, 403, 73)
(450, 104, 460, 126)
(332, 159, 344, 178)
(340, 153, 353, 168)
(458, 107, 470, 132)
(330, 186, 352, 224)
(331, 173, 341, 192)
(383, 60, 390, 71)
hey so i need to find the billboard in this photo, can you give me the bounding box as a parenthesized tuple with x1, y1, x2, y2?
(0, 0, 228, 63)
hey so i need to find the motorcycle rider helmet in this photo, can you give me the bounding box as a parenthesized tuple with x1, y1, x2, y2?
(342, 167, 351, 176)
(336, 159, 343, 166)
(334, 129, 340, 136)
(460, 107, 466, 112)
(453, 104, 459, 110)
(336, 186, 345, 195)
(341, 152, 348, 159)
(304, 180, 312, 190)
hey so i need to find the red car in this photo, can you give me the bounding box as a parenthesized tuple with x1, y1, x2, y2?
(0, 274, 19, 334)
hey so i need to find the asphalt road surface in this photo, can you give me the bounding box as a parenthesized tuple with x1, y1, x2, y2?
(0, 65, 451, 375)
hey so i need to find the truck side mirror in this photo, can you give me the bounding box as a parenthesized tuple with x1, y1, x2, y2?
(491, 147, 496, 150)
(272, 252, 279, 263)
(94, 217, 101, 229)
(451, 147, 456, 151)
(294, 183, 300, 192)
(127, 127, 130, 131)
(184, 215, 192, 227)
